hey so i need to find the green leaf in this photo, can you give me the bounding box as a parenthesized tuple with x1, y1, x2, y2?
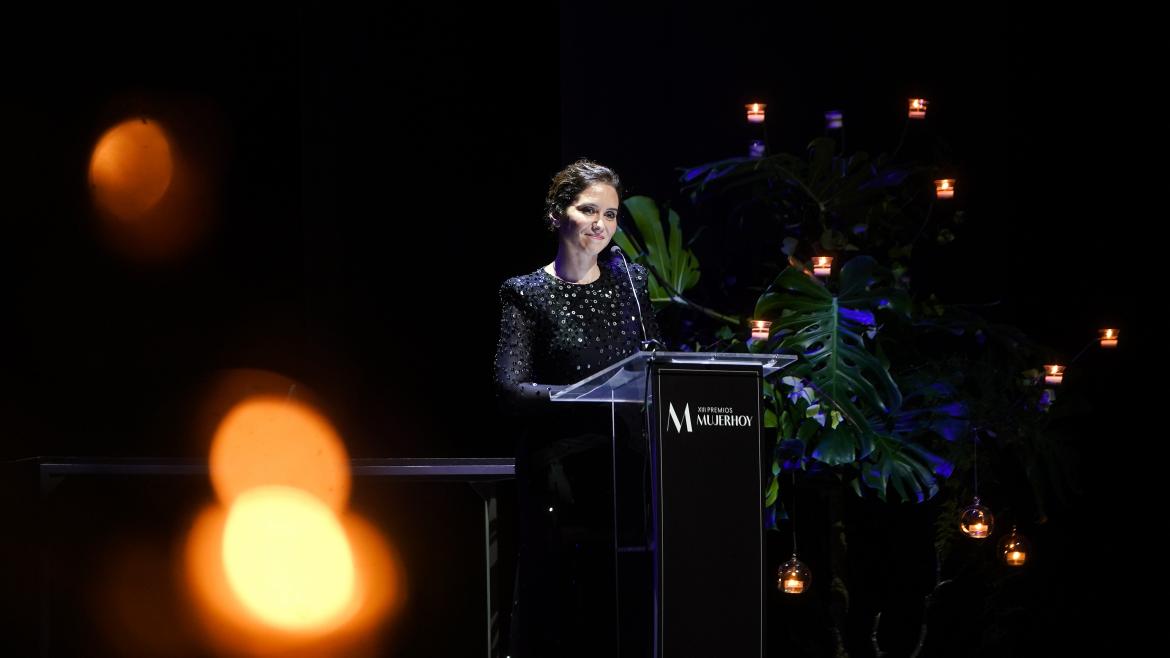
(667, 207, 701, 292)
(839, 256, 911, 318)
(764, 407, 779, 428)
(889, 464, 911, 501)
(866, 434, 944, 503)
(754, 259, 906, 422)
(811, 427, 855, 465)
(779, 410, 794, 439)
(620, 196, 703, 307)
(849, 477, 862, 496)
(861, 463, 888, 501)
(796, 418, 820, 443)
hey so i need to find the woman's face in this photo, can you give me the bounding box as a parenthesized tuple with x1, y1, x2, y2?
(554, 183, 619, 256)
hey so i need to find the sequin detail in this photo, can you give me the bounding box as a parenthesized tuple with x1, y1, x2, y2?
(493, 260, 661, 408)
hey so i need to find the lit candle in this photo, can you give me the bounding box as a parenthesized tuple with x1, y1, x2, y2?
(749, 139, 766, 159)
(746, 103, 767, 124)
(1043, 364, 1065, 385)
(1099, 328, 1119, 348)
(750, 320, 772, 341)
(1006, 550, 1026, 566)
(812, 256, 833, 277)
(959, 497, 994, 539)
(778, 555, 811, 593)
(909, 98, 928, 119)
(825, 110, 843, 130)
(934, 179, 955, 199)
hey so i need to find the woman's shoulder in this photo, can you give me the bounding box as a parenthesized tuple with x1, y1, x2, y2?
(499, 268, 550, 300)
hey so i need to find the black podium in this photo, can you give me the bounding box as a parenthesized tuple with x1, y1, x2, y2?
(553, 351, 794, 658)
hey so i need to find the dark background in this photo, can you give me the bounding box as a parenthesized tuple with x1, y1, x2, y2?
(1, 3, 1153, 655)
(3, 5, 560, 460)
(0, 6, 1147, 460)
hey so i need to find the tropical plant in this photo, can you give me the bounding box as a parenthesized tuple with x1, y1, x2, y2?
(616, 136, 1083, 655)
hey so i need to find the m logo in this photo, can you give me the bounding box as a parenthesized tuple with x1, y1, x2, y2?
(666, 402, 693, 433)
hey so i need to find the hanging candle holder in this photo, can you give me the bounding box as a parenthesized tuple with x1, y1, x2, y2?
(959, 496, 994, 539)
(998, 526, 1031, 567)
(777, 554, 811, 594)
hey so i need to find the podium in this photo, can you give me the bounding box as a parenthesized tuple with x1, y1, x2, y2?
(553, 351, 795, 657)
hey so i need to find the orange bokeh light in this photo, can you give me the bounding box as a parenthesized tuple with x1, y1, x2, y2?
(89, 118, 174, 222)
(88, 110, 218, 263)
(210, 396, 350, 512)
(222, 486, 358, 632)
(184, 503, 404, 656)
(184, 392, 404, 655)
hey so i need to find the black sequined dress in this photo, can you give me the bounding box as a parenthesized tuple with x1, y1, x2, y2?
(494, 258, 660, 407)
(494, 257, 660, 657)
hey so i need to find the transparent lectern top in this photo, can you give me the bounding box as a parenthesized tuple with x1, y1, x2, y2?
(550, 351, 797, 404)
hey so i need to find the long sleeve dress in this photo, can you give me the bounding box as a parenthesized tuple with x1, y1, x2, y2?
(493, 256, 660, 657)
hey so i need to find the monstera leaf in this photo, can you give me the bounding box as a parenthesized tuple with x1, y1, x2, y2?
(613, 196, 701, 307)
(680, 139, 918, 205)
(891, 374, 969, 444)
(755, 256, 908, 428)
(681, 152, 813, 202)
(854, 434, 946, 503)
(680, 139, 933, 258)
(752, 256, 952, 501)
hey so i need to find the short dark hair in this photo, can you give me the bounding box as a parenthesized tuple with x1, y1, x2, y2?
(543, 159, 622, 231)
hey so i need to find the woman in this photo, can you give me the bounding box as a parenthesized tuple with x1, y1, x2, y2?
(494, 159, 660, 656)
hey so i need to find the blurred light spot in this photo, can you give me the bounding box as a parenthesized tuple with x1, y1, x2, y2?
(185, 504, 405, 655)
(222, 486, 357, 632)
(210, 396, 350, 511)
(88, 109, 218, 264)
(184, 389, 404, 655)
(89, 118, 173, 221)
(193, 370, 321, 453)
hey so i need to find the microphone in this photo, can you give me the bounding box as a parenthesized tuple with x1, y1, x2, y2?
(610, 245, 664, 352)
